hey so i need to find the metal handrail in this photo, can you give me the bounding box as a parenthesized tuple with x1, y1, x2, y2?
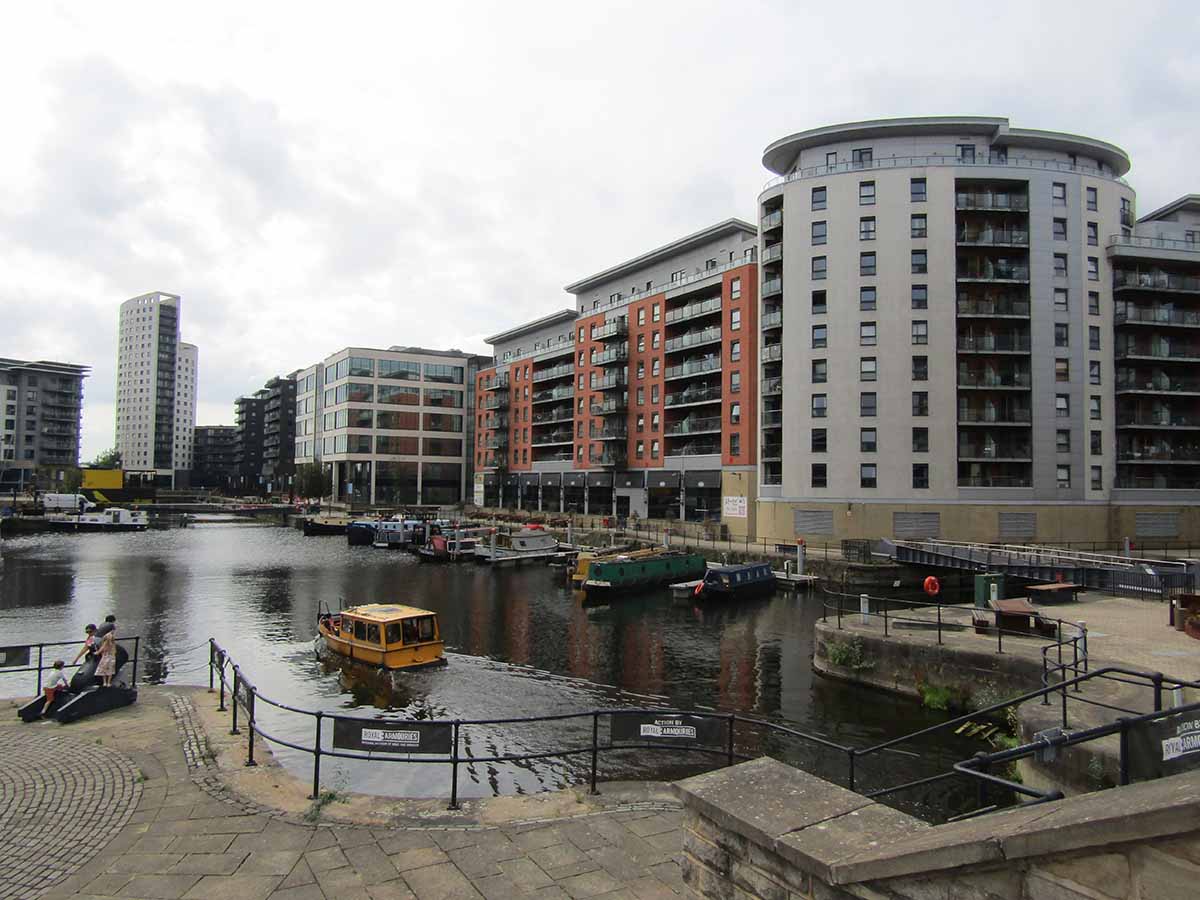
(1109, 234, 1200, 254)
(2, 635, 142, 695)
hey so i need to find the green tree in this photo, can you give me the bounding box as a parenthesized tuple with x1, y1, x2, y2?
(295, 463, 332, 500)
(88, 447, 122, 469)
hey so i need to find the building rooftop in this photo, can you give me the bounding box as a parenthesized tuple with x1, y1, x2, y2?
(484, 309, 577, 345)
(761, 116, 1132, 177)
(564, 218, 757, 294)
(1138, 194, 1200, 224)
(0, 358, 90, 377)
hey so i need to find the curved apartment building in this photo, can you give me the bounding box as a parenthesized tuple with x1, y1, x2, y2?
(756, 117, 1200, 543)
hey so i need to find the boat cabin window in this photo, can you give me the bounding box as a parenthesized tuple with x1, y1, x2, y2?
(400, 616, 437, 644)
(354, 620, 366, 641)
(385, 623, 403, 644)
(366, 623, 381, 644)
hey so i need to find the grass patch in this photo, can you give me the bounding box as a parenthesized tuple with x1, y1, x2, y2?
(920, 684, 955, 711)
(825, 638, 874, 672)
(303, 788, 348, 823)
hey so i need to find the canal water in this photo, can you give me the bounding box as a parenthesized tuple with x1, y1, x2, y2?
(0, 519, 990, 819)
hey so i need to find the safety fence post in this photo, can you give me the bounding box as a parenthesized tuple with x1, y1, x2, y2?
(311, 712, 323, 800)
(589, 713, 600, 795)
(208, 640, 214, 692)
(1118, 718, 1131, 785)
(448, 721, 461, 810)
(230, 667, 240, 735)
(726, 715, 736, 767)
(217, 651, 226, 712)
(36, 644, 44, 695)
(245, 686, 257, 767)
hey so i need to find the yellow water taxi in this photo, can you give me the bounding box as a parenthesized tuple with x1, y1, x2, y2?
(316, 603, 446, 670)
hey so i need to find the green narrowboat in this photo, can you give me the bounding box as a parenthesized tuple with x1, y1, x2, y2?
(583, 551, 708, 596)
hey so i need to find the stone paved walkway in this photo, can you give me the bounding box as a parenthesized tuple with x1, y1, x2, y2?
(3, 687, 685, 900)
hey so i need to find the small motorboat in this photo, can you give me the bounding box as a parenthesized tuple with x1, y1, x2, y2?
(695, 562, 776, 601)
(372, 518, 430, 550)
(44, 508, 149, 532)
(474, 526, 574, 565)
(417, 526, 490, 563)
(316, 603, 447, 670)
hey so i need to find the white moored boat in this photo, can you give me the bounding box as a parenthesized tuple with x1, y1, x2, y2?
(45, 508, 149, 532)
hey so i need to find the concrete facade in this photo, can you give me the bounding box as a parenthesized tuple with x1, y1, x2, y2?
(0, 357, 88, 490)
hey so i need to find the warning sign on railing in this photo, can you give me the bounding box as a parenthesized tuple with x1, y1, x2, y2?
(332, 718, 452, 755)
(610, 713, 725, 747)
(1127, 714, 1200, 781)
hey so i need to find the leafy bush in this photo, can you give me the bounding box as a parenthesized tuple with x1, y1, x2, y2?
(826, 638, 874, 672)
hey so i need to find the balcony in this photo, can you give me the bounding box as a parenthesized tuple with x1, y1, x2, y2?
(957, 227, 1029, 247)
(594, 346, 628, 366)
(664, 356, 722, 381)
(958, 368, 1032, 389)
(1117, 412, 1200, 429)
(1115, 473, 1199, 489)
(761, 377, 783, 396)
(1118, 441, 1200, 463)
(955, 192, 1029, 212)
(762, 277, 782, 298)
(590, 449, 626, 467)
(531, 386, 575, 404)
(665, 296, 722, 325)
(482, 374, 510, 391)
(532, 430, 575, 447)
(1115, 342, 1200, 363)
(665, 326, 722, 353)
(958, 475, 1033, 488)
(532, 407, 573, 424)
(591, 398, 628, 415)
(480, 394, 510, 410)
(956, 332, 1031, 354)
(1115, 374, 1200, 395)
(761, 444, 783, 462)
(957, 440, 1033, 462)
(761, 210, 783, 232)
(665, 385, 722, 408)
(958, 407, 1032, 425)
(537, 449, 575, 462)
(956, 296, 1031, 318)
(761, 243, 783, 264)
(1115, 306, 1200, 328)
(481, 435, 508, 450)
(532, 363, 574, 383)
(592, 373, 627, 391)
(957, 260, 1030, 283)
(761, 310, 783, 331)
(1113, 269, 1200, 294)
(590, 425, 627, 441)
(762, 409, 783, 429)
(592, 318, 628, 341)
(665, 415, 722, 437)
(1109, 234, 1200, 255)
(666, 440, 721, 457)
(483, 415, 508, 430)
(761, 343, 783, 363)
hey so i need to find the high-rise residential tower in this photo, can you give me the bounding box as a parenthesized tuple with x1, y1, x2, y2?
(115, 292, 198, 487)
(0, 358, 89, 490)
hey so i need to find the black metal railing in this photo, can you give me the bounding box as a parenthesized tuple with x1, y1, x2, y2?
(1, 636, 141, 695)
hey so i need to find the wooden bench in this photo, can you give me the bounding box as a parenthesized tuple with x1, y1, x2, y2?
(1026, 582, 1084, 604)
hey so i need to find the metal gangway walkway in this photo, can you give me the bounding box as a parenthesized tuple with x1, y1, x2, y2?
(883, 539, 1195, 597)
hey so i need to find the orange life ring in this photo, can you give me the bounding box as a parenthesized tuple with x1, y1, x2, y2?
(923, 576, 941, 597)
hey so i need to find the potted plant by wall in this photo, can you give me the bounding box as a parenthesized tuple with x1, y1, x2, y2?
(1185, 614, 1200, 641)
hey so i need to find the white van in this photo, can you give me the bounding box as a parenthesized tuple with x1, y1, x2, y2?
(42, 493, 96, 513)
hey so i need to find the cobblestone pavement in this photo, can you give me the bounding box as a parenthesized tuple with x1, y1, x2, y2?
(5, 688, 685, 900)
(0, 726, 142, 900)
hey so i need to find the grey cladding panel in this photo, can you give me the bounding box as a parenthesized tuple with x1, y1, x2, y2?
(893, 512, 941, 539)
(998, 512, 1037, 541)
(1136, 511, 1179, 538)
(794, 509, 834, 535)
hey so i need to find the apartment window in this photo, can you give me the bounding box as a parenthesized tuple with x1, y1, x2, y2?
(812, 186, 827, 210)
(1056, 394, 1070, 417)
(1087, 257, 1099, 281)
(826, 151, 837, 167)
(913, 427, 929, 452)
(911, 177, 927, 202)
(651, 358, 660, 377)
(911, 320, 928, 345)
(860, 357, 877, 381)
(912, 391, 929, 416)
(860, 464, 878, 488)
(609, 291, 622, 303)
(637, 387, 644, 405)
(957, 144, 975, 163)
(578, 327, 585, 341)
(652, 302, 660, 322)
(812, 428, 827, 452)
(1087, 222, 1099, 246)
(705, 258, 717, 271)
(636, 414, 645, 433)
(1091, 430, 1102, 454)
(651, 384, 659, 403)
(911, 250, 927, 274)
(852, 147, 873, 167)
(911, 284, 928, 309)
(1055, 323, 1069, 347)
(859, 181, 876, 205)
(671, 269, 685, 283)
(638, 308, 646, 325)
(1054, 288, 1069, 311)
(730, 373, 740, 394)
(860, 428, 877, 452)
(730, 340, 741, 362)
(812, 394, 827, 418)
(652, 330, 660, 349)
(860, 322, 877, 346)
(635, 440, 644, 458)
(990, 146, 1008, 163)
(651, 440, 659, 458)
(1089, 360, 1101, 385)
(1054, 254, 1068, 277)
(913, 464, 929, 489)
(1088, 291, 1100, 315)
(1056, 430, 1071, 453)
(1057, 465, 1071, 489)
(812, 464, 827, 488)
(812, 256, 827, 280)
(1090, 395, 1102, 420)
(1089, 326, 1101, 351)
(730, 402, 741, 424)
(860, 287, 876, 310)
(1055, 359, 1070, 382)
(812, 290, 827, 314)
(1091, 465, 1103, 491)
(812, 359, 828, 383)
(812, 221, 827, 245)
(637, 361, 645, 379)
(860, 392, 877, 416)
(731, 308, 741, 331)
(859, 217, 876, 241)
(911, 214, 927, 239)
(637, 335, 645, 352)
(1086, 186, 1098, 211)
(912, 355, 928, 380)
(812, 324, 827, 348)
(1051, 218, 1068, 241)
(651, 411, 660, 431)
(729, 433, 741, 456)
(1052, 182, 1067, 205)
(860, 252, 876, 276)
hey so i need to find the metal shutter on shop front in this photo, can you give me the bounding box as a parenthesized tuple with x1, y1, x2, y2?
(794, 509, 834, 535)
(998, 512, 1036, 541)
(1135, 511, 1179, 538)
(893, 512, 941, 539)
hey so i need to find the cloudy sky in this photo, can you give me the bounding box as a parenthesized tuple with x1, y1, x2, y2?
(3, 2, 1196, 460)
